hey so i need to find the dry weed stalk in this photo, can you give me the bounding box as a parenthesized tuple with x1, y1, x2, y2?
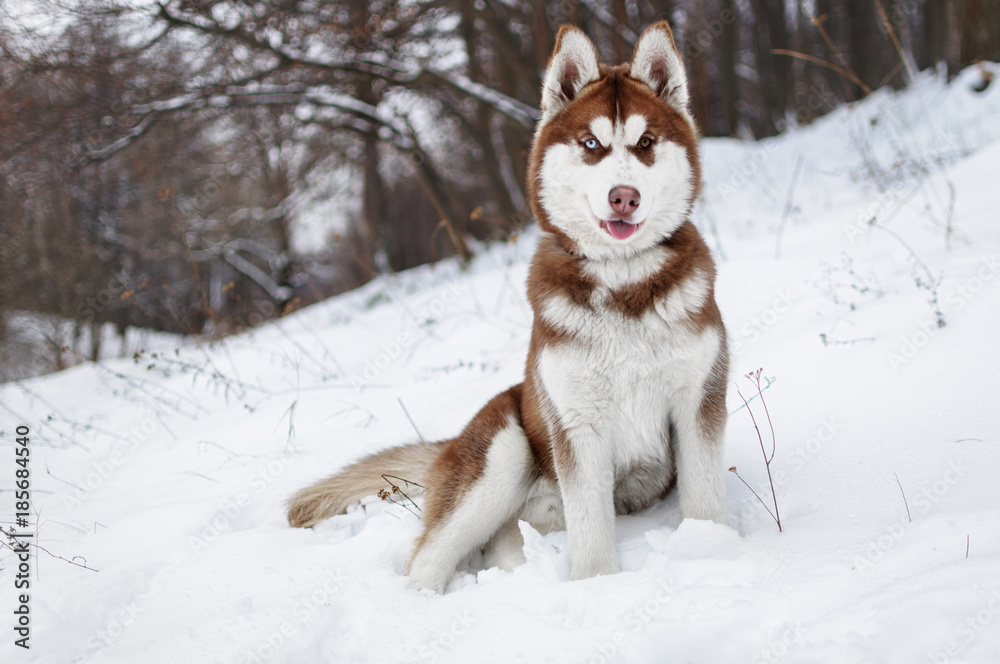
(730, 368, 783, 532)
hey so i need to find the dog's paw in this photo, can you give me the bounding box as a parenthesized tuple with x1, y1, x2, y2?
(568, 547, 619, 581)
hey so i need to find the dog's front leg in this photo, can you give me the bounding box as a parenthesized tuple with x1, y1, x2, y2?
(555, 426, 619, 580)
(673, 401, 727, 525)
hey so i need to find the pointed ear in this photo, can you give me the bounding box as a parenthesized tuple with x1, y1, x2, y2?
(629, 21, 689, 110)
(540, 26, 600, 120)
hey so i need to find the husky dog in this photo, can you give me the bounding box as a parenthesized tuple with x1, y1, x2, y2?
(287, 22, 729, 593)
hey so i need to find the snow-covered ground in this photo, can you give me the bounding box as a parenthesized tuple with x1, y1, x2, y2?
(2, 65, 999, 664)
(0, 311, 184, 383)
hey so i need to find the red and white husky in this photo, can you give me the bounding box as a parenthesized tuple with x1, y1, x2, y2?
(287, 22, 729, 593)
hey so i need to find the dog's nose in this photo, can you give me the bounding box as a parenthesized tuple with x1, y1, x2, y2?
(608, 186, 640, 220)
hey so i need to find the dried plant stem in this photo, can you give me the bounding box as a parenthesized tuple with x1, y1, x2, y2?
(798, 3, 871, 99)
(771, 49, 872, 95)
(894, 472, 912, 522)
(729, 468, 778, 524)
(1, 527, 99, 573)
(397, 397, 425, 442)
(734, 369, 782, 532)
(380, 473, 423, 517)
(775, 154, 805, 260)
(878, 61, 906, 88)
(728, 375, 776, 416)
(875, 0, 914, 84)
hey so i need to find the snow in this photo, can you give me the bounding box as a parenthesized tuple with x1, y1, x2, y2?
(3, 65, 1000, 664)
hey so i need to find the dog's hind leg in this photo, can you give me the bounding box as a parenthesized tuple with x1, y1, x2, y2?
(483, 476, 565, 571)
(407, 386, 534, 593)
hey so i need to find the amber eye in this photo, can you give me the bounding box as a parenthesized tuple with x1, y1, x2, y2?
(638, 136, 653, 149)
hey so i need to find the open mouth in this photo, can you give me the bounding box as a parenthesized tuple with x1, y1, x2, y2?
(600, 219, 641, 240)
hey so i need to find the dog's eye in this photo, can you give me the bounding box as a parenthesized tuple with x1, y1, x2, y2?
(583, 138, 600, 150)
(638, 136, 653, 149)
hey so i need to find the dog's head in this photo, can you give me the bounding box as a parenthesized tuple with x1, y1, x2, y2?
(528, 22, 700, 260)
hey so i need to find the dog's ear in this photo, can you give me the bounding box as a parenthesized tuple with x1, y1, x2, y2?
(540, 26, 600, 120)
(629, 21, 689, 111)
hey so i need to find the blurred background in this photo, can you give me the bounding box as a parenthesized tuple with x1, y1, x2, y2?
(1, 0, 997, 380)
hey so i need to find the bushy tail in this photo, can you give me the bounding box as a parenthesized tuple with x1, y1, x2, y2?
(287, 441, 443, 528)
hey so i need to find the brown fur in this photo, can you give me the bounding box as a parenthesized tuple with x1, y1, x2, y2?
(287, 22, 728, 591)
(527, 59, 702, 252)
(286, 440, 442, 528)
(413, 385, 526, 547)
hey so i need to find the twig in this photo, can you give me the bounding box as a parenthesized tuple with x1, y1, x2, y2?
(868, 220, 945, 327)
(734, 369, 782, 532)
(280, 400, 297, 451)
(0, 399, 89, 451)
(728, 375, 776, 416)
(775, 154, 805, 260)
(966, 534, 970, 559)
(381, 474, 425, 490)
(798, 3, 868, 99)
(729, 467, 778, 524)
(378, 474, 422, 518)
(772, 49, 872, 95)
(752, 372, 777, 464)
(819, 333, 877, 346)
(875, 0, 914, 85)
(173, 470, 220, 484)
(397, 397, 425, 442)
(1, 527, 99, 573)
(893, 472, 911, 522)
(18, 384, 129, 444)
(944, 181, 957, 249)
(878, 60, 906, 89)
(265, 321, 339, 381)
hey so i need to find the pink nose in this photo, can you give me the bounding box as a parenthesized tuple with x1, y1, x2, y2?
(608, 186, 640, 220)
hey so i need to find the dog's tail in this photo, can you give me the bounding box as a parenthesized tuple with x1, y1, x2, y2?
(286, 441, 443, 528)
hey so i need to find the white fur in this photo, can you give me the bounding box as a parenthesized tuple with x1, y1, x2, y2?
(540, 29, 600, 123)
(417, 24, 723, 590)
(582, 244, 670, 289)
(483, 477, 565, 571)
(538, 122, 694, 261)
(623, 115, 648, 145)
(291, 24, 724, 594)
(630, 26, 690, 112)
(408, 418, 533, 593)
(535, 277, 725, 579)
(655, 268, 710, 323)
(589, 117, 613, 146)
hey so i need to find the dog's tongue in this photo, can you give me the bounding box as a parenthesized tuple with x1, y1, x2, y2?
(605, 219, 638, 240)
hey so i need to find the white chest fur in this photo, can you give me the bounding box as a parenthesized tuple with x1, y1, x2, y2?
(534, 254, 721, 471)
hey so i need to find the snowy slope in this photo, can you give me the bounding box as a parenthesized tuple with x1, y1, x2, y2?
(2, 65, 1000, 664)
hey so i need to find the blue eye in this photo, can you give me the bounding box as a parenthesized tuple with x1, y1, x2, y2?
(583, 138, 600, 150)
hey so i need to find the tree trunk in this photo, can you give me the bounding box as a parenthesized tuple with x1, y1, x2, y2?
(846, 0, 878, 92)
(90, 321, 102, 361)
(767, 0, 791, 114)
(649, 0, 674, 22)
(960, 0, 1000, 65)
(361, 129, 389, 271)
(351, 0, 385, 274)
(409, 147, 472, 264)
(461, 0, 519, 231)
(532, 1, 551, 70)
(720, 0, 739, 136)
(613, 0, 629, 63)
(751, 0, 786, 135)
(684, 3, 712, 134)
